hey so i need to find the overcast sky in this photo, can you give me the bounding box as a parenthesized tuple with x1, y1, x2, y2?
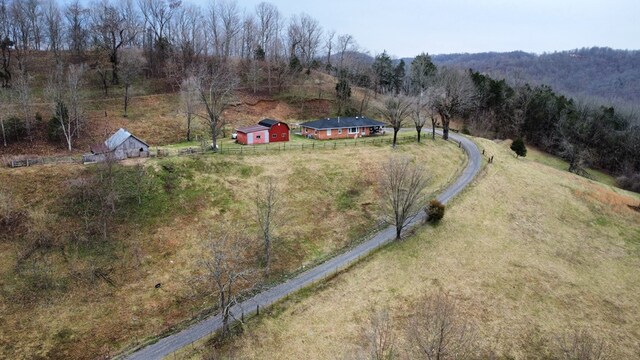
(214, 0, 640, 57)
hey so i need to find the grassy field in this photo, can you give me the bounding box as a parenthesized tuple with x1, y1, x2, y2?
(525, 145, 617, 187)
(0, 138, 464, 359)
(179, 137, 640, 359)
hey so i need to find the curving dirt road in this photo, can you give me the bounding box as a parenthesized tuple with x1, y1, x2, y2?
(122, 130, 482, 360)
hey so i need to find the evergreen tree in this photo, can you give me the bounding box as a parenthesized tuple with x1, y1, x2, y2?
(410, 53, 437, 94)
(393, 59, 406, 94)
(511, 137, 527, 158)
(372, 51, 394, 93)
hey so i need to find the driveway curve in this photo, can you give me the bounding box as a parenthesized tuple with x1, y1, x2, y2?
(123, 130, 482, 360)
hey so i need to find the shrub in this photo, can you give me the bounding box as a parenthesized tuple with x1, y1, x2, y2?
(511, 137, 527, 158)
(425, 199, 445, 223)
(616, 173, 640, 193)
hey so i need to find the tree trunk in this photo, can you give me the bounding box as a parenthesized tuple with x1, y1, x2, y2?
(416, 126, 423, 142)
(186, 113, 192, 142)
(124, 85, 129, 117)
(211, 123, 218, 152)
(396, 226, 402, 240)
(1, 118, 6, 147)
(392, 128, 399, 148)
(264, 234, 270, 274)
(442, 116, 450, 141)
(220, 291, 229, 336)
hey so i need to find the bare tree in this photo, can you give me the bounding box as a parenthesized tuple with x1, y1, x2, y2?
(13, 69, 32, 141)
(288, 13, 322, 72)
(378, 96, 412, 148)
(408, 292, 477, 360)
(429, 68, 476, 140)
(91, 0, 139, 85)
(179, 74, 199, 141)
(42, 0, 63, 63)
(380, 156, 429, 240)
(171, 3, 205, 72)
(411, 95, 429, 142)
(324, 29, 335, 69)
(65, 0, 89, 55)
(198, 227, 255, 337)
(119, 48, 145, 117)
(138, 0, 178, 73)
(67, 64, 87, 140)
(46, 63, 86, 150)
(360, 309, 396, 360)
(0, 89, 9, 146)
(191, 62, 237, 151)
(254, 176, 280, 275)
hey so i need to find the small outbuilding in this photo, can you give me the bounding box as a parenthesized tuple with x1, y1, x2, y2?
(235, 125, 270, 145)
(300, 117, 386, 140)
(257, 119, 290, 142)
(84, 128, 149, 163)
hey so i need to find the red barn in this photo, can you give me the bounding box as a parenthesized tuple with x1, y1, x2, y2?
(258, 119, 290, 142)
(236, 125, 270, 145)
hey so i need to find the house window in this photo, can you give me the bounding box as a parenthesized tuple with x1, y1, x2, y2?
(327, 129, 332, 136)
(272, 134, 277, 138)
(256, 135, 261, 139)
(348, 127, 358, 134)
(338, 129, 342, 134)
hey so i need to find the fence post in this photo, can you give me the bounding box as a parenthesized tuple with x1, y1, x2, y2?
(312, 143, 315, 149)
(256, 304, 259, 316)
(334, 142, 336, 149)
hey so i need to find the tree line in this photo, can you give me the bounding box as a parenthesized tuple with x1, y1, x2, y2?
(0, 0, 638, 191)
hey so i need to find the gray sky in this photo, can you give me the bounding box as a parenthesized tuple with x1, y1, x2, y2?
(220, 0, 640, 57)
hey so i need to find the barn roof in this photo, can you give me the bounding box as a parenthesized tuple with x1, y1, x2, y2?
(236, 125, 270, 133)
(300, 117, 386, 130)
(258, 119, 289, 128)
(105, 128, 149, 150)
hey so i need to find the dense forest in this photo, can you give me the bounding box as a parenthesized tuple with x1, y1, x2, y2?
(430, 48, 640, 110)
(0, 0, 638, 191)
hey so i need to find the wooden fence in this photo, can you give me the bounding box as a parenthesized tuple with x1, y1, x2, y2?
(6, 156, 81, 168)
(5, 135, 423, 168)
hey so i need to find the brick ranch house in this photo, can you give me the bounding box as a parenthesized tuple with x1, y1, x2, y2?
(258, 119, 290, 142)
(299, 117, 387, 140)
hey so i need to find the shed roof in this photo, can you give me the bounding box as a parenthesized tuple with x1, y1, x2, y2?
(300, 117, 386, 130)
(105, 128, 149, 150)
(90, 143, 110, 154)
(236, 125, 270, 133)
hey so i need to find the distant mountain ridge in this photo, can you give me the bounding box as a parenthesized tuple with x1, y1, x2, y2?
(428, 47, 640, 107)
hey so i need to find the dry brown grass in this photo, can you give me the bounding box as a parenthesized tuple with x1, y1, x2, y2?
(0, 139, 463, 359)
(180, 137, 640, 359)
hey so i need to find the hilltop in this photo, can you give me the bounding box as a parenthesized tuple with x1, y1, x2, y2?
(430, 47, 640, 110)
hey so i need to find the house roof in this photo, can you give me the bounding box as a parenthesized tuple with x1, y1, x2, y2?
(236, 125, 270, 133)
(258, 119, 289, 128)
(300, 117, 387, 130)
(105, 128, 149, 150)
